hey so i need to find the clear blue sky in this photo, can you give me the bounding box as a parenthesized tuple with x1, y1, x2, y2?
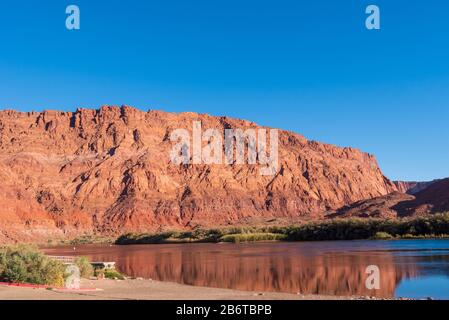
(0, 0, 448, 181)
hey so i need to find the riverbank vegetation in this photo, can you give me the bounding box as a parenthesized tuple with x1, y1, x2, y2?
(220, 232, 287, 243)
(116, 213, 449, 244)
(94, 268, 125, 280)
(0, 245, 99, 286)
(49, 234, 114, 246)
(75, 256, 94, 278)
(0, 244, 129, 286)
(0, 245, 66, 286)
(285, 214, 449, 241)
(115, 226, 289, 244)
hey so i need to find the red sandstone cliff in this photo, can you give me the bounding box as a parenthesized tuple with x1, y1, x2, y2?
(0, 106, 397, 242)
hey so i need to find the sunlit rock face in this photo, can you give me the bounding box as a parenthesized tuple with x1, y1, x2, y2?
(0, 106, 397, 242)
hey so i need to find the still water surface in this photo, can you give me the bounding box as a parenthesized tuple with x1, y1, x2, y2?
(44, 240, 449, 299)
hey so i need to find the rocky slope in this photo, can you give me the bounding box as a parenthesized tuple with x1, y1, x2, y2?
(0, 106, 397, 242)
(328, 192, 415, 219)
(396, 178, 449, 216)
(332, 178, 449, 218)
(393, 180, 438, 195)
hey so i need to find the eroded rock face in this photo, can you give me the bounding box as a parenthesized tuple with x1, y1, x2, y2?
(0, 106, 397, 242)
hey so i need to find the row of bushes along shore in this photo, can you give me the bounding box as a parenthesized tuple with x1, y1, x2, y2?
(115, 213, 449, 244)
(0, 245, 124, 285)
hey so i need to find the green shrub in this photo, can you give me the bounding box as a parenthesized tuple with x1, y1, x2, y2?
(75, 256, 94, 278)
(0, 245, 65, 286)
(285, 213, 449, 241)
(220, 233, 286, 243)
(95, 268, 125, 280)
(104, 269, 125, 280)
(115, 232, 175, 244)
(372, 232, 395, 240)
(114, 213, 449, 244)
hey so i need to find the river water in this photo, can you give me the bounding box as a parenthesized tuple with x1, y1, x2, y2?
(44, 239, 449, 299)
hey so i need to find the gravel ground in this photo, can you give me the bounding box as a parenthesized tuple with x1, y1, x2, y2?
(0, 278, 381, 300)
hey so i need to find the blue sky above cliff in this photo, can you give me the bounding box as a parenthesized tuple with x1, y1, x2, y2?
(0, 0, 448, 181)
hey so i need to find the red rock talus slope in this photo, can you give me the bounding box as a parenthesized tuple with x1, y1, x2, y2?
(393, 180, 438, 195)
(332, 178, 449, 218)
(396, 178, 449, 216)
(329, 192, 415, 219)
(0, 106, 397, 242)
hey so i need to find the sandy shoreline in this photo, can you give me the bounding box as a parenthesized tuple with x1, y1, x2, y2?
(0, 278, 383, 300)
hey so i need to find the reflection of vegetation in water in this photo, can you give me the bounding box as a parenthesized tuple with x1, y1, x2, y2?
(116, 213, 449, 244)
(405, 253, 449, 278)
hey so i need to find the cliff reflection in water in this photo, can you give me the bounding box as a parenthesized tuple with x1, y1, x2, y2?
(45, 241, 424, 298)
